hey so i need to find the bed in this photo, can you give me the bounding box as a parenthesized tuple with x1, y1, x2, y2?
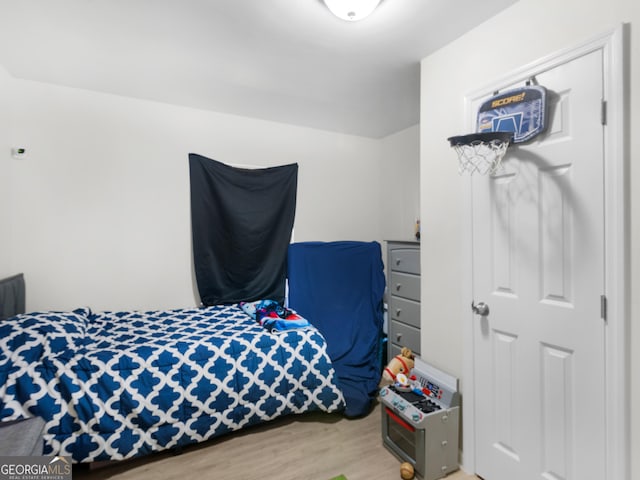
(0, 304, 345, 462)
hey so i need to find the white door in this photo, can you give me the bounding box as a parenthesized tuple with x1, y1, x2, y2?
(472, 50, 606, 480)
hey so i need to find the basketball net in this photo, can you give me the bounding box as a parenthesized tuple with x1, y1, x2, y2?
(448, 132, 512, 176)
(451, 139, 509, 175)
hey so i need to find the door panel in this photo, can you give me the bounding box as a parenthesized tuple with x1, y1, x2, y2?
(541, 343, 573, 479)
(473, 49, 605, 480)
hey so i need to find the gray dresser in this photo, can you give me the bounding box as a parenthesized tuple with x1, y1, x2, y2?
(386, 241, 421, 361)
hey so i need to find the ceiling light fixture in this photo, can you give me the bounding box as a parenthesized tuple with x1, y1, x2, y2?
(323, 0, 382, 22)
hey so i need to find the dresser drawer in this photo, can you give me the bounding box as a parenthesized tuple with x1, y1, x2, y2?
(390, 248, 420, 275)
(389, 296, 420, 329)
(389, 272, 420, 301)
(389, 320, 420, 355)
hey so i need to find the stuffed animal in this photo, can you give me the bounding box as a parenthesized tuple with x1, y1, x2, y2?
(380, 347, 415, 386)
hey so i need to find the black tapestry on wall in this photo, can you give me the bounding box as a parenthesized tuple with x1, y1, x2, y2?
(189, 153, 298, 306)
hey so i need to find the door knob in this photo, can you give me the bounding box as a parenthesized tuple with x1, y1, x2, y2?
(472, 301, 490, 316)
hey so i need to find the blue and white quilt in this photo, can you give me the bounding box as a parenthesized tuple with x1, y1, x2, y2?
(0, 305, 344, 462)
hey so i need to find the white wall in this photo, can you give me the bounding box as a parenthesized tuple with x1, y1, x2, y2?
(2, 69, 417, 312)
(419, 0, 638, 477)
(379, 124, 420, 242)
(0, 66, 11, 274)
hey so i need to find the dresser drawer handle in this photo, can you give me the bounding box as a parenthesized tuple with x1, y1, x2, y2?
(396, 333, 402, 341)
(396, 308, 402, 316)
(395, 283, 402, 291)
(395, 259, 402, 266)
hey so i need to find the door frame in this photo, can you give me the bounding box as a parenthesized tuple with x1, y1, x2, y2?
(460, 25, 629, 480)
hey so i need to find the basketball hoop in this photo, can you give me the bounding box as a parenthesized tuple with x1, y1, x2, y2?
(447, 131, 512, 175)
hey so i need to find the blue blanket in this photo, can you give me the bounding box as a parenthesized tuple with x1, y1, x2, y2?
(287, 241, 386, 417)
(240, 300, 311, 332)
(0, 305, 344, 462)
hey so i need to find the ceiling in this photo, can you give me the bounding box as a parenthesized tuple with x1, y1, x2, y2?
(0, 0, 518, 138)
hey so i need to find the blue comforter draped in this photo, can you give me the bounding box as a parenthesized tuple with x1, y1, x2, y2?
(287, 241, 386, 417)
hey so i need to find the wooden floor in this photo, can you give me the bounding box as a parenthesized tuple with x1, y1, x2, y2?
(73, 401, 479, 480)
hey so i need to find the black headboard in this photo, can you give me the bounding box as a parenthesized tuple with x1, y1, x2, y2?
(0, 273, 25, 320)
